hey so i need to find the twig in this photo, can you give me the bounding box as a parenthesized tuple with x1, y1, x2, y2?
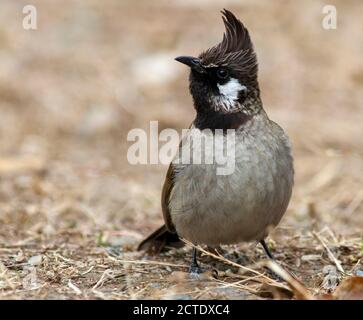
(80, 266, 94, 276)
(93, 269, 113, 289)
(68, 280, 82, 295)
(312, 231, 345, 274)
(263, 260, 314, 300)
(54, 253, 75, 263)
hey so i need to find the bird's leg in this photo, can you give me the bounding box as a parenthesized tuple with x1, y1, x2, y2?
(260, 239, 285, 282)
(260, 239, 274, 260)
(189, 247, 202, 274)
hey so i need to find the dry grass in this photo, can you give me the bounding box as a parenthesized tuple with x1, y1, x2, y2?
(0, 0, 362, 299)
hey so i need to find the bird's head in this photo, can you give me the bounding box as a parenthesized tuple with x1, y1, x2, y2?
(176, 9, 260, 116)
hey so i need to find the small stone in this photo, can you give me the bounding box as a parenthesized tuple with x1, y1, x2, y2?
(28, 255, 42, 266)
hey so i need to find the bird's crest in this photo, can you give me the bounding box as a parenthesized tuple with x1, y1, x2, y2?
(199, 9, 257, 77)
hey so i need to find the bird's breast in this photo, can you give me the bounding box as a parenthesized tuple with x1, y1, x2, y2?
(168, 114, 294, 245)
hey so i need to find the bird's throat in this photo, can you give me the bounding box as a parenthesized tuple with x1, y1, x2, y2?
(193, 110, 253, 131)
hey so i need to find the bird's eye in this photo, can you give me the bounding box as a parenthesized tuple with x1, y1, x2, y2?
(217, 68, 229, 79)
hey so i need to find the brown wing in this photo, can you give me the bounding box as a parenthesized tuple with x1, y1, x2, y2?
(161, 122, 194, 232)
(137, 162, 180, 252)
(161, 162, 176, 232)
(138, 123, 194, 252)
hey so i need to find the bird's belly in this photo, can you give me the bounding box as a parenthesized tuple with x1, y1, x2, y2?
(169, 130, 293, 245)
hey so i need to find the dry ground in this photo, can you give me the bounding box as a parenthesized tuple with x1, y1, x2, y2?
(0, 0, 362, 299)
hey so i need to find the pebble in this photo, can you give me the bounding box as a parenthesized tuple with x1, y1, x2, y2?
(28, 255, 42, 266)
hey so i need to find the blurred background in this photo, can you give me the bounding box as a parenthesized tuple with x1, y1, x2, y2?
(0, 0, 362, 299)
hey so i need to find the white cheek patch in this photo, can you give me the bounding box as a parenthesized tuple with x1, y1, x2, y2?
(217, 78, 246, 100)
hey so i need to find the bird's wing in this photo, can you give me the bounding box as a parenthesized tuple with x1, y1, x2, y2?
(161, 122, 194, 232)
(161, 162, 177, 232)
(137, 162, 181, 252)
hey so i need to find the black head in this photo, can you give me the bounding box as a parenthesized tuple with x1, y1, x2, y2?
(175, 9, 261, 117)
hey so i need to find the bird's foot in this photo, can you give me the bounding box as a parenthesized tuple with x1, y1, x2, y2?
(189, 264, 203, 278)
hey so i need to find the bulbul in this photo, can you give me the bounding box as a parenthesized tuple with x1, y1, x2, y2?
(138, 9, 294, 273)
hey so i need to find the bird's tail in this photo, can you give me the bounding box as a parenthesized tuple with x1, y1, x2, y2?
(137, 225, 183, 253)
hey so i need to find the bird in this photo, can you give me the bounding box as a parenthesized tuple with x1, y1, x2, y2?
(138, 9, 294, 274)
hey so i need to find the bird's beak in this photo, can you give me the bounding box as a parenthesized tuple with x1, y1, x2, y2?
(175, 56, 206, 74)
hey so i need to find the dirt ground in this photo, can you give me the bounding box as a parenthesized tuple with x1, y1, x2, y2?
(0, 0, 362, 299)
